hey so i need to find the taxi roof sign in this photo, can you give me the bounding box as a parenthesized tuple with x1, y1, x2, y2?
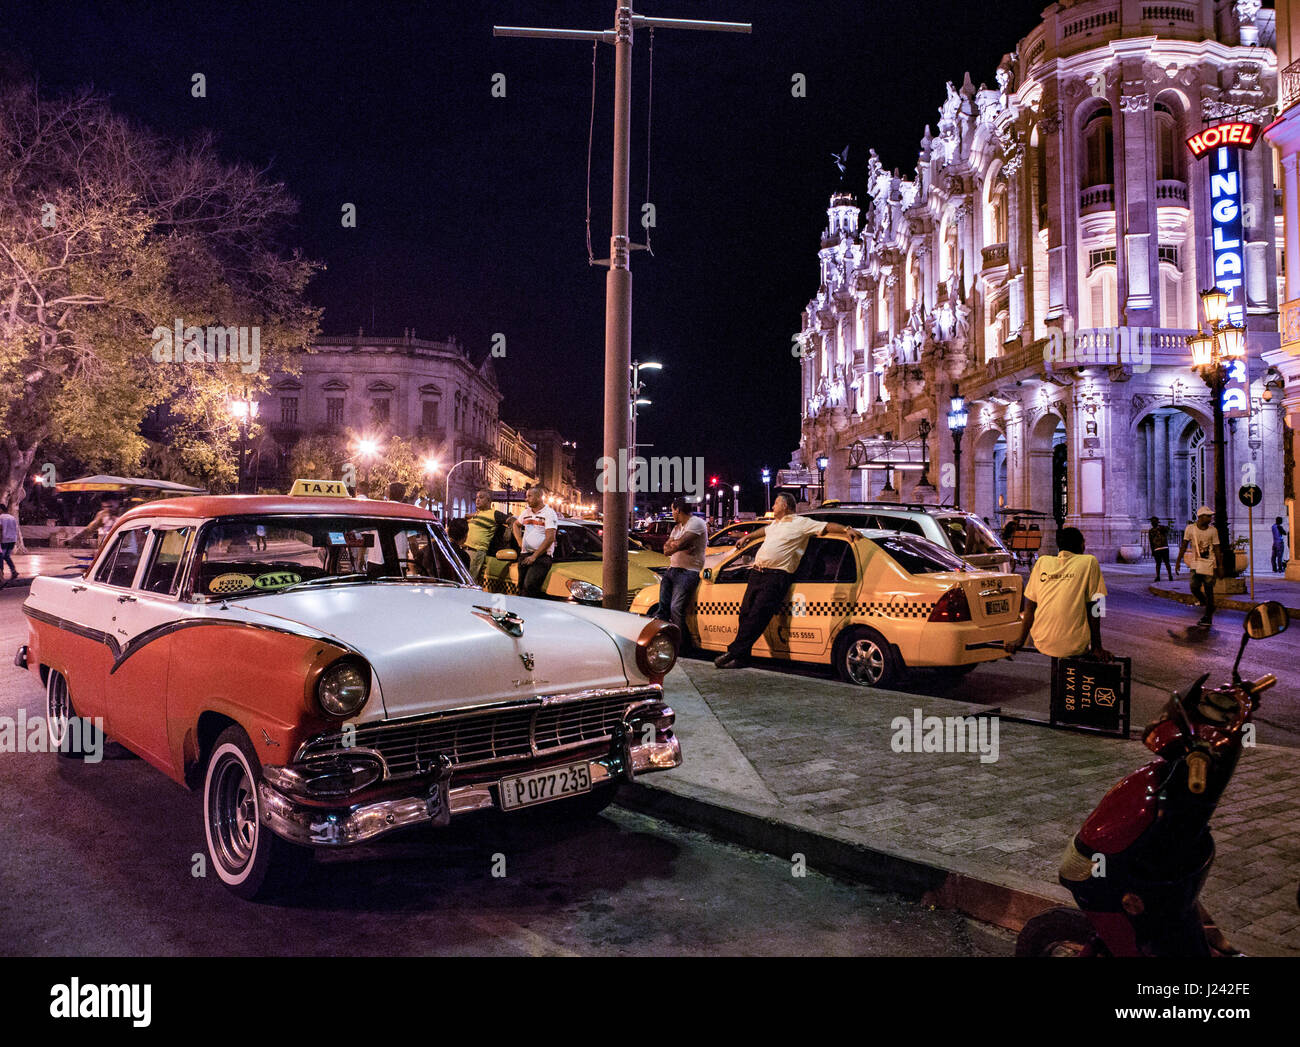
(289, 478, 350, 497)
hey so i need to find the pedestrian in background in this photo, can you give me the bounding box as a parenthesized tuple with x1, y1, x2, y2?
(715, 492, 859, 669)
(1177, 506, 1222, 627)
(0, 504, 20, 581)
(1272, 516, 1288, 573)
(513, 485, 557, 598)
(1148, 516, 1172, 582)
(445, 517, 472, 570)
(1006, 526, 1109, 665)
(658, 498, 707, 645)
(466, 489, 513, 583)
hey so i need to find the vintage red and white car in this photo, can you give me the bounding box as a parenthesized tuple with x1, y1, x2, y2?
(17, 490, 681, 899)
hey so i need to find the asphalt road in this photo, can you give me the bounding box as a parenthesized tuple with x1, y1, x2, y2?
(0, 586, 1011, 956)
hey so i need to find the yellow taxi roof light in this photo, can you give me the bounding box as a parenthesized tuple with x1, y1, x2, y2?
(288, 478, 350, 497)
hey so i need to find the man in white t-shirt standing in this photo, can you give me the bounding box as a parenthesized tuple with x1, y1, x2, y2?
(512, 485, 558, 598)
(1176, 505, 1222, 627)
(1006, 526, 1109, 665)
(715, 493, 859, 668)
(658, 498, 708, 644)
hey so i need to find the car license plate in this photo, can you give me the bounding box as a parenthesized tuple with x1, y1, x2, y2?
(498, 762, 593, 811)
(985, 598, 1010, 616)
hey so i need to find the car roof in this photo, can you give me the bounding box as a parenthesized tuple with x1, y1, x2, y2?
(115, 494, 437, 525)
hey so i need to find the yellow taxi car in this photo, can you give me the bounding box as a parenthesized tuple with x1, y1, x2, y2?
(483, 519, 666, 610)
(629, 528, 1021, 687)
(704, 519, 766, 559)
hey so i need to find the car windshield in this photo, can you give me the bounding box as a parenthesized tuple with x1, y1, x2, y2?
(874, 534, 971, 574)
(938, 515, 1007, 556)
(554, 524, 605, 562)
(193, 514, 470, 597)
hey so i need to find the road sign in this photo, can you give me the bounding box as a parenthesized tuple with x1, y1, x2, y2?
(1239, 484, 1262, 508)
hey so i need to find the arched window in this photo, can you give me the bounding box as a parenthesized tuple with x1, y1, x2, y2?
(987, 180, 1008, 245)
(1034, 136, 1049, 228)
(1082, 109, 1114, 189)
(877, 282, 888, 333)
(1159, 262, 1184, 328)
(1154, 103, 1182, 183)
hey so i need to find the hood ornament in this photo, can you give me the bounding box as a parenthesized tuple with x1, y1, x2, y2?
(472, 604, 525, 638)
(520, 651, 535, 672)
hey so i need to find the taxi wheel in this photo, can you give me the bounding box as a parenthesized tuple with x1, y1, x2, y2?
(834, 627, 901, 689)
(46, 670, 101, 760)
(204, 726, 310, 901)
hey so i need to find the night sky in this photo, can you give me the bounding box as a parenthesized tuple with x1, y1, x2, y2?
(5, 0, 1047, 508)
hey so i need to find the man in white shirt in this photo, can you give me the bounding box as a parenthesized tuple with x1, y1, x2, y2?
(512, 485, 558, 598)
(658, 499, 708, 643)
(1176, 506, 1222, 627)
(1006, 527, 1109, 663)
(715, 493, 859, 668)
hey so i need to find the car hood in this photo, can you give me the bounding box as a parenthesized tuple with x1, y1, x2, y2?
(226, 583, 632, 719)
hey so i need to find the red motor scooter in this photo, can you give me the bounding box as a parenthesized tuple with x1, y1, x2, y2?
(1017, 600, 1290, 957)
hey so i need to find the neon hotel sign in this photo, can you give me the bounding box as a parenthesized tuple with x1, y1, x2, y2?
(1186, 121, 1258, 416)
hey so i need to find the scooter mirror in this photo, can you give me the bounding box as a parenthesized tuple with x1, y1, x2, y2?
(1244, 601, 1289, 640)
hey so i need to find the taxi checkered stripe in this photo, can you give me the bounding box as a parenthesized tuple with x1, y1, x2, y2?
(693, 598, 935, 619)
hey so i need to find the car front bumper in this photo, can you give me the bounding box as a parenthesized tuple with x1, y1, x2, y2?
(258, 726, 681, 848)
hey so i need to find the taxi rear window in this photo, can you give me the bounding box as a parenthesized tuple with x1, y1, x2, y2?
(875, 535, 969, 574)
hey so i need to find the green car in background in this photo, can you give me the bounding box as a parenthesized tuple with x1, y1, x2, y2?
(482, 520, 667, 610)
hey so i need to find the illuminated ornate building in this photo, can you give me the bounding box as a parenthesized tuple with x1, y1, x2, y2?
(794, 0, 1285, 562)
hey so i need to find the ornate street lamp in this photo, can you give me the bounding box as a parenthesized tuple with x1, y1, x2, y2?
(947, 388, 968, 509)
(229, 391, 260, 493)
(1186, 288, 1247, 578)
(732, 483, 740, 520)
(761, 467, 771, 513)
(916, 418, 935, 492)
(816, 454, 829, 502)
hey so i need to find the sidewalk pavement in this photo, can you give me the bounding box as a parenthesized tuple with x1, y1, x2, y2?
(1149, 573, 1300, 617)
(619, 657, 1300, 957)
(0, 549, 86, 591)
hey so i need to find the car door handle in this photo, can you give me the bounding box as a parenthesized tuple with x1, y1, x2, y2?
(71, 585, 87, 593)
(116, 594, 137, 603)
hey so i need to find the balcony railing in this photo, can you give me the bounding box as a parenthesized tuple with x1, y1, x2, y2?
(1282, 58, 1300, 114)
(981, 242, 1009, 269)
(1155, 180, 1188, 206)
(1079, 184, 1114, 214)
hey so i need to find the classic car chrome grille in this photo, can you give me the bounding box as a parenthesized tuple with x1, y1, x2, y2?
(298, 690, 657, 780)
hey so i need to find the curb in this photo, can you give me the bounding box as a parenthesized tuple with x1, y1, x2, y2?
(617, 779, 1299, 957)
(1148, 583, 1300, 617)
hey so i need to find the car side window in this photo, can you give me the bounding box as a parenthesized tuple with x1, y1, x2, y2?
(716, 546, 756, 584)
(794, 538, 856, 584)
(141, 527, 193, 595)
(874, 514, 924, 536)
(94, 526, 149, 588)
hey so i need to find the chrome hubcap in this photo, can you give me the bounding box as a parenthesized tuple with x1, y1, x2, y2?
(46, 674, 70, 747)
(845, 639, 885, 685)
(211, 755, 257, 872)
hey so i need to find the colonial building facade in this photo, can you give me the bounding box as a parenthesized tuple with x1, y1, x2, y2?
(795, 0, 1286, 563)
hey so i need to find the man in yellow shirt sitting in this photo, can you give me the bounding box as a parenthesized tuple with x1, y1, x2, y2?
(1006, 526, 1110, 665)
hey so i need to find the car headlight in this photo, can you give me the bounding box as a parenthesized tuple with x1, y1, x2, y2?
(567, 578, 603, 603)
(635, 619, 679, 680)
(317, 660, 370, 718)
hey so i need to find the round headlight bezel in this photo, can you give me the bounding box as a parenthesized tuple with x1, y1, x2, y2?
(635, 620, 679, 681)
(317, 659, 371, 718)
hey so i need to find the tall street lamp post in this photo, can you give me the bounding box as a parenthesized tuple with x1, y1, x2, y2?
(816, 454, 829, 503)
(947, 389, 968, 509)
(494, 5, 750, 611)
(761, 467, 771, 513)
(732, 484, 740, 520)
(1187, 288, 1246, 579)
(629, 359, 661, 529)
(230, 392, 260, 494)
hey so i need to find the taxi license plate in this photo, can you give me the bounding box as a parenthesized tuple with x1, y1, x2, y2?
(498, 762, 593, 811)
(985, 598, 1010, 616)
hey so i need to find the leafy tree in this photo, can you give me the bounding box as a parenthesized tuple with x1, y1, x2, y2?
(0, 74, 321, 519)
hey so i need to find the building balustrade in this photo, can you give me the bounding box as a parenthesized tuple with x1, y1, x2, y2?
(1155, 179, 1188, 206)
(1282, 58, 1300, 114)
(1079, 184, 1115, 213)
(981, 242, 1009, 269)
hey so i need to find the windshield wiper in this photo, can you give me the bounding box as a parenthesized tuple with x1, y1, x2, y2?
(371, 575, 465, 586)
(278, 573, 371, 593)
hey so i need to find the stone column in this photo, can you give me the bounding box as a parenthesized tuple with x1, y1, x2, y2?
(1155, 412, 1170, 521)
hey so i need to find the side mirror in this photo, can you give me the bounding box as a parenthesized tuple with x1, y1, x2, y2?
(494, 549, 518, 563)
(1245, 601, 1289, 640)
(701, 568, 712, 581)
